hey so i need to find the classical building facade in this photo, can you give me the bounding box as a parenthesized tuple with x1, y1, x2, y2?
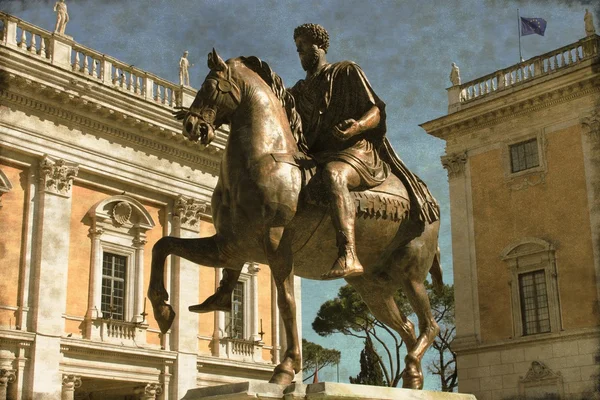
(422, 33, 600, 399)
(0, 12, 300, 400)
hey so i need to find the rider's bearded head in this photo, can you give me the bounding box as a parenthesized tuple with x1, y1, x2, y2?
(294, 23, 329, 71)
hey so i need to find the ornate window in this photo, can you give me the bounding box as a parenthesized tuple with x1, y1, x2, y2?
(510, 138, 539, 173)
(503, 133, 548, 190)
(518, 270, 551, 335)
(225, 281, 245, 339)
(501, 238, 562, 338)
(101, 252, 127, 320)
(85, 195, 154, 344)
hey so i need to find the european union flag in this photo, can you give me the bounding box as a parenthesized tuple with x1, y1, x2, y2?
(520, 17, 547, 36)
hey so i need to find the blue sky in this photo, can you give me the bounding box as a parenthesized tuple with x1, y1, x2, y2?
(2, 0, 597, 390)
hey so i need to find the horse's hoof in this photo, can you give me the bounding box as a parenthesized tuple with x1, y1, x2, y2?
(401, 370, 424, 390)
(188, 292, 232, 313)
(268, 366, 295, 385)
(320, 265, 364, 280)
(154, 303, 176, 334)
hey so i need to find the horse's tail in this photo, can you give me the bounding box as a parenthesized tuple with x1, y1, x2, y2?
(430, 246, 443, 295)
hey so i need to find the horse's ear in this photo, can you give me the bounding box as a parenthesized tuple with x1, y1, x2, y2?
(207, 48, 227, 72)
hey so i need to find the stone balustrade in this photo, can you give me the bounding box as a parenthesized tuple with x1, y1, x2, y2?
(89, 318, 148, 346)
(449, 34, 599, 111)
(0, 11, 190, 109)
(219, 338, 264, 363)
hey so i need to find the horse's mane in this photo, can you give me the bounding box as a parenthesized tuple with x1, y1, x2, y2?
(239, 56, 309, 154)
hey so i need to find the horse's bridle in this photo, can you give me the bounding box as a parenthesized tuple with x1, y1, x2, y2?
(184, 67, 241, 135)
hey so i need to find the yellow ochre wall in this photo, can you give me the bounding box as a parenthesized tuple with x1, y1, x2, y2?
(0, 163, 27, 328)
(469, 124, 599, 342)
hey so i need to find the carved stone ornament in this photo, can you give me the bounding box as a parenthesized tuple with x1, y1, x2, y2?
(134, 383, 162, 398)
(61, 374, 82, 390)
(0, 369, 16, 386)
(0, 169, 12, 209)
(520, 361, 561, 382)
(581, 110, 600, 142)
(441, 152, 468, 179)
(174, 195, 210, 230)
(39, 156, 78, 196)
(111, 201, 132, 225)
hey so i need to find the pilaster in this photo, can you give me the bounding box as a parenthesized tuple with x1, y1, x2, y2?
(170, 195, 206, 399)
(441, 152, 480, 349)
(30, 155, 78, 399)
(0, 369, 16, 400)
(580, 111, 600, 310)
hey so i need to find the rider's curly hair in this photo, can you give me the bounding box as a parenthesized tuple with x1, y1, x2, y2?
(293, 23, 329, 53)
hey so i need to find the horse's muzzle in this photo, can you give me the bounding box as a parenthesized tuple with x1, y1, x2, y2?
(183, 118, 215, 145)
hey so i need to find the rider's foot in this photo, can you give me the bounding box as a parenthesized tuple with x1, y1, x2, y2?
(188, 288, 232, 313)
(321, 245, 364, 280)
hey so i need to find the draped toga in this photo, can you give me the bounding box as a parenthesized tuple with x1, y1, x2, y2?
(289, 61, 440, 226)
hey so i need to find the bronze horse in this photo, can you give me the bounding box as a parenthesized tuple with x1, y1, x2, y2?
(148, 49, 442, 389)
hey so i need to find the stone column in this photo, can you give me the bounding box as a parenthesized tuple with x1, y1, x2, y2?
(441, 152, 480, 349)
(248, 263, 261, 342)
(61, 375, 81, 400)
(135, 383, 162, 400)
(0, 369, 16, 400)
(580, 112, 600, 308)
(30, 156, 78, 399)
(85, 227, 104, 339)
(170, 196, 206, 399)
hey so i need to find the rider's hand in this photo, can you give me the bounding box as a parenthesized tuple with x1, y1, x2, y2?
(333, 119, 361, 141)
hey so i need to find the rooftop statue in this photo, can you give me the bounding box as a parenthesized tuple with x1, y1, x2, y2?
(148, 24, 441, 390)
(585, 9, 596, 37)
(450, 62, 461, 86)
(53, 0, 69, 35)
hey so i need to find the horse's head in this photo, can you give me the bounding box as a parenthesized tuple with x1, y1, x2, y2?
(178, 49, 241, 145)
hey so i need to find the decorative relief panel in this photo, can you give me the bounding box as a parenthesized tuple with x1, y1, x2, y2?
(174, 195, 211, 230)
(441, 152, 468, 179)
(39, 156, 79, 196)
(518, 361, 564, 399)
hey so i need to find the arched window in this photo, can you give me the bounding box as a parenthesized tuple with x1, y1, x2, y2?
(501, 238, 562, 338)
(85, 195, 155, 344)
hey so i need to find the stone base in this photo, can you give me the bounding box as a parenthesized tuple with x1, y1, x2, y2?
(182, 381, 477, 400)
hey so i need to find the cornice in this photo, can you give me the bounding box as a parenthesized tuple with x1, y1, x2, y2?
(59, 337, 177, 362)
(423, 73, 600, 141)
(1, 82, 222, 174)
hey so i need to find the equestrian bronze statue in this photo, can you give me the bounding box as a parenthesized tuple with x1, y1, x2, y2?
(149, 24, 442, 389)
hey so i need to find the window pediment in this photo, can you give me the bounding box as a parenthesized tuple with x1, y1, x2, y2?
(88, 195, 155, 232)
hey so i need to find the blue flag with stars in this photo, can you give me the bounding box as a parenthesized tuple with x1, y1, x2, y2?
(520, 17, 547, 36)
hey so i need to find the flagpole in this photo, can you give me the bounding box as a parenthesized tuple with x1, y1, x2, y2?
(517, 9, 523, 62)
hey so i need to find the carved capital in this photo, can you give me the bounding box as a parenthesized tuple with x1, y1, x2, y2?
(134, 383, 162, 399)
(247, 263, 261, 275)
(87, 227, 104, 239)
(581, 111, 600, 142)
(39, 156, 79, 196)
(132, 237, 147, 248)
(174, 195, 211, 230)
(61, 374, 82, 390)
(0, 369, 16, 386)
(441, 152, 468, 179)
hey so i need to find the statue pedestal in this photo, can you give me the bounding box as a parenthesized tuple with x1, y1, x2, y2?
(181, 381, 478, 400)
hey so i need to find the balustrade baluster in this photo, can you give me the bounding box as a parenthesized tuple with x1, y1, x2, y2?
(113, 68, 119, 85)
(162, 87, 167, 104)
(553, 54, 558, 70)
(127, 73, 133, 91)
(560, 52, 565, 67)
(155, 86, 161, 102)
(18, 29, 26, 48)
(28, 33, 36, 53)
(39, 37, 46, 58)
(72, 53, 80, 71)
(576, 46, 582, 61)
(82, 55, 88, 73)
(119, 73, 125, 87)
(568, 49, 573, 64)
(92, 60, 97, 77)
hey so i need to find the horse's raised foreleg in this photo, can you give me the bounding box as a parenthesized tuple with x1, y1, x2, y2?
(264, 227, 300, 385)
(148, 235, 224, 334)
